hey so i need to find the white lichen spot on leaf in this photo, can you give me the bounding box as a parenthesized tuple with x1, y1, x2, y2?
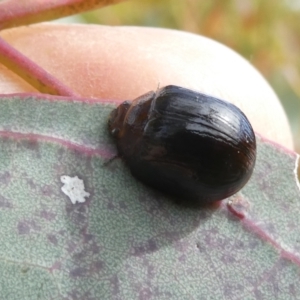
(60, 175, 90, 204)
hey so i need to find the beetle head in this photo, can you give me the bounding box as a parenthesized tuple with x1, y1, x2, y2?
(108, 101, 131, 138)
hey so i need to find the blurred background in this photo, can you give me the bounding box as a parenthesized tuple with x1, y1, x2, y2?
(71, 0, 300, 153)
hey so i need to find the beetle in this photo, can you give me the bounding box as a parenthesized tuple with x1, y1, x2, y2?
(108, 85, 256, 206)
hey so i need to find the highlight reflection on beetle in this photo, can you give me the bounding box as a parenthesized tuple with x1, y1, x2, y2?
(108, 85, 256, 206)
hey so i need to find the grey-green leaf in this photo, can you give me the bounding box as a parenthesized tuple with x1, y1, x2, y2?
(0, 94, 299, 300)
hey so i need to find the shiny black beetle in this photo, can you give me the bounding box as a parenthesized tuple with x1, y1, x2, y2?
(108, 85, 256, 205)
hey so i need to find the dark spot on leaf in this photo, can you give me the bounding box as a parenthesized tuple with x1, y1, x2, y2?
(17, 221, 30, 235)
(47, 234, 58, 246)
(107, 201, 115, 210)
(289, 283, 296, 296)
(66, 241, 78, 253)
(90, 243, 100, 254)
(20, 139, 40, 152)
(221, 253, 236, 264)
(101, 187, 109, 195)
(224, 283, 245, 298)
(72, 239, 101, 262)
(41, 184, 55, 196)
(40, 210, 56, 221)
(70, 267, 87, 278)
(196, 242, 201, 250)
(0, 171, 11, 185)
(17, 220, 41, 235)
(68, 290, 96, 300)
(83, 233, 94, 243)
(21, 266, 30, 274)
(248, 239, 260, 249)
(178, 254, 186, 262)
(236, 240, 245, 249)
(66, 203, 88, 227)
(26, 178, 37, 190)
(110, 275, 120, 296)
(0, 194, 12, 209)
(90, 260, 104, 273)
(83, 234, 100, 254)
(131, 239, 158, 256)
(119, 201, 127, 209)
(58, 229, 67, 237)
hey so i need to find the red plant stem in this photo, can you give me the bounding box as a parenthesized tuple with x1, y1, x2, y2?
(0, 0, 125, 30)
(224, 201, 300, 267)
(0, 37, 77, 96)
(0, 130, 113, 159)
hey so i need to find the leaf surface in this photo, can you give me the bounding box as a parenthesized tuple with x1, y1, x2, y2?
(0, 93, 299, 299)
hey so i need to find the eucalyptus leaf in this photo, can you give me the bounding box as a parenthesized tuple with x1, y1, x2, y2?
(0, 93, 299, 299)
